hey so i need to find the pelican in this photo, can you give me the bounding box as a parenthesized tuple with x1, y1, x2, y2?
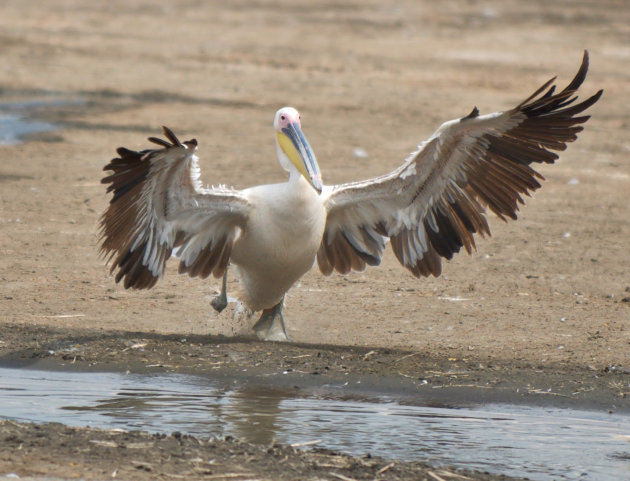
(100, 51, 602, 341)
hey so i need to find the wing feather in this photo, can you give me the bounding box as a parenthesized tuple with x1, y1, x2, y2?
(318, 51, 602, 278)
(100, 127, 250, 289)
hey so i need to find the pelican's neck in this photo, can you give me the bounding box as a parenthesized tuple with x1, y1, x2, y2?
(287, 170, 313, 201)
(288, 164, 304, 184)
(275, 139, 321, 196)
(277, 142, 303, 187)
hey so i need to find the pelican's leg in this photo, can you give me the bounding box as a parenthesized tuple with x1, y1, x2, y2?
(211, 269, 229, 313)
(253, 297, 289, 342)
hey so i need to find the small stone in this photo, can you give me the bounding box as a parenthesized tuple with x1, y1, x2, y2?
(352, 147, 368, 158)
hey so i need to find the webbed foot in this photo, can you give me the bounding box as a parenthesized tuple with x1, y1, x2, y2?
(252, 298, 289, 342)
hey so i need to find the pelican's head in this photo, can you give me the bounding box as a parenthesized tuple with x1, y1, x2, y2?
(274, 107, 322, 194)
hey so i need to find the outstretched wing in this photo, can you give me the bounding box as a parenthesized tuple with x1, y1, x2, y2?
(318, 51, 602, 278)
(100, 127, 251, 289)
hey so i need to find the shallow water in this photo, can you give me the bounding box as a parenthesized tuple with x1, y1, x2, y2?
(0, 366, 628, 481)
(0, 98, 81, 145)
(0, 112, 57, 145)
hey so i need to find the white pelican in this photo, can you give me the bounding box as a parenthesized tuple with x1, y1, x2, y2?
(100, 51, 602, 341)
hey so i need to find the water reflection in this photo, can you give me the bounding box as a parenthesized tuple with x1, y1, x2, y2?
(0, 366, 628, 481)
(227, 387, 286, 444)
(59, 375, 289, 445)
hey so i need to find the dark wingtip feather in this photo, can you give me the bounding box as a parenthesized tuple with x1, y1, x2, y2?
(161, 126, 183, 147)
(148, 127, 197, 150)
(461, 106, 480, 121)
(562, 50, 590, 94)
(516, 77, 556, 109)
(148, 136, 173, 148)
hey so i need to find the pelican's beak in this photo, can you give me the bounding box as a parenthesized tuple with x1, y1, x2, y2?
(277, 122, 323, 194)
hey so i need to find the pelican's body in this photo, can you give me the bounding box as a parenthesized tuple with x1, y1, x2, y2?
(233, 177, 326, 311)
(100, 52, 602, 341)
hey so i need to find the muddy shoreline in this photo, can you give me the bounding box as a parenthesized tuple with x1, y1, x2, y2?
(2, 324, 628, 413)
(0, 420, 514, 481)
(2, 323, 628, 481)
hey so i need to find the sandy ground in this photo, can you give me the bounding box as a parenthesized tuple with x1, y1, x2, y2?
(1, 0, 629, 479)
